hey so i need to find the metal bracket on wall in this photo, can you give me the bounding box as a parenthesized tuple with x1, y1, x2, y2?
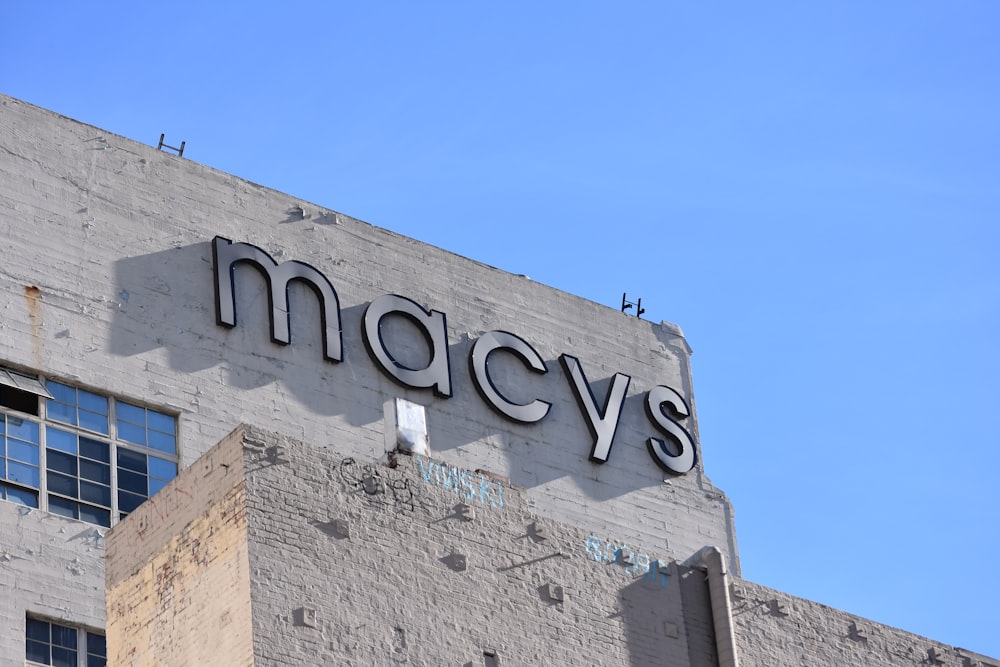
(157, 133, 185, 157)
(621, 292, 645, 317)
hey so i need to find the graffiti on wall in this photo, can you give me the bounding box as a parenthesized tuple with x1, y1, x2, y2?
(584, 534, 669, 587)
(415, 456, 504, 509)
(338, 457, 417, 513)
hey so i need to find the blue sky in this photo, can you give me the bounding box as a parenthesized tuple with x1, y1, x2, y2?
(4, 1, 998, 657)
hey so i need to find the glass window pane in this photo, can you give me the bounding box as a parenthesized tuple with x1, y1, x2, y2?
(5, 485, 38, 507)
(148, 477, 170, 496)
(118, 490, 146, 513)
(47, 471, 78, 497)
(116, 448, 146, 473)
(8, 461, 39, 487)
(118, 469, 147, 495)
(51, 623, 77, 649)
(8, 439, 39, 465)
(47, 428, 78, 454)
(87, 633, 107, 667)
(117, 421, 146, 446)
(25, 617, 49, 641)
(47, 450, 78, 476)
(79, 459, 111, 485)
(25, 638, 49, 663)
(87, 633, 106, 656)
(147, 429, 176, 455)
(77, 389, 108, 415)
(52, 645, 77, 667)
(80, 481, 111, 507)
(79, 504, 110, 528)
(45, 380, 76, 404)
(147, 410, 175, 435)
(47, 400, 77, 426)
(7, 418, 39, 442)
(78, 409, 109, 435)
(148, 456, 177, 481)
(48, 495, 78, 519)
(116, 402, 145, 426)
(79, 438, 110, 464)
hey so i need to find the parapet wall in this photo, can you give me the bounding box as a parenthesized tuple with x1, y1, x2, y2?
(240, 424, 720, 666)
(106, 427, 254, 667)
(105, 425, 1000, 667)
(731, 578, 998, 667)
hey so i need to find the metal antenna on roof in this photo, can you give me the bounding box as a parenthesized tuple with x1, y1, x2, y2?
(157, 133, 185, 157)
(621, 293, 645, 317)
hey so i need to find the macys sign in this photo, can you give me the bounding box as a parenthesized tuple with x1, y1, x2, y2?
(212, 237, 696, 475)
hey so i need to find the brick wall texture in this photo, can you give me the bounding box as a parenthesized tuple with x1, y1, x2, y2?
(106, 428, 254, 667)
(109, 425, 999, 667)
(0, 92, 737, 575)
(730, 578, 998, 667)
(109, 425, 721, 667)
(0, 502, 106, 662)
(3, 94, 997, 666)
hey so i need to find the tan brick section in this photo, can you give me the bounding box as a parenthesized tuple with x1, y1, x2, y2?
(106, 427, 254, 667)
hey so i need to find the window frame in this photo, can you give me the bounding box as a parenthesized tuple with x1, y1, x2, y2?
(0, 367, 54, 400)
(25, 615, 106, 667)
(0, 367, 180, 528)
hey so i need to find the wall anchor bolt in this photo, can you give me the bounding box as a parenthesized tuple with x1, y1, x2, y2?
(543, 582, 564, 602)
(294, 607, 317, 628)
(925, 648, 945, 665)
(767, 600, 789, 618)
(446, 552, 468, 571)
(528, 521, 546, 541)
(847, 621, 867, 643)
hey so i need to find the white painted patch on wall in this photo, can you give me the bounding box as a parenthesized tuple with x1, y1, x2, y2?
(392, 397, 429, 456)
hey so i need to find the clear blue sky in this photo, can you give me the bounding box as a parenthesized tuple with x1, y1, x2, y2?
(4, 1, 998, 657)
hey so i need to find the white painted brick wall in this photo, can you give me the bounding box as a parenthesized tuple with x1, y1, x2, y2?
(0, 502, 106, 663)
(0, 93, 738, 577)
(731, 578, 998, 667)
(238, 425, 719, 666)
(8, 92, 998, 667)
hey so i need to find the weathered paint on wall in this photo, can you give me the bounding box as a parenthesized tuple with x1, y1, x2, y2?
(730, 578, 998, 667)
(235, 426, 722, 666)
(105, 425, 996, 666)
(0, 502, 105, 664)
(106, 427, 253, 666)
(0, 93, 738, 573)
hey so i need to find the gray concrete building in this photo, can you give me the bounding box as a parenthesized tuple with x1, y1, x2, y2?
(0, 94, 994, 666)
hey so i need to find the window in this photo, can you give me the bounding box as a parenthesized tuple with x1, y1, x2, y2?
(25, 617, 106, 667)
(0, 367, 179, 528)
(0, 367, 51, 415)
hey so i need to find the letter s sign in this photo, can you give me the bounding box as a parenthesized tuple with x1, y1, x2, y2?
(645, 385, 696, 474)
